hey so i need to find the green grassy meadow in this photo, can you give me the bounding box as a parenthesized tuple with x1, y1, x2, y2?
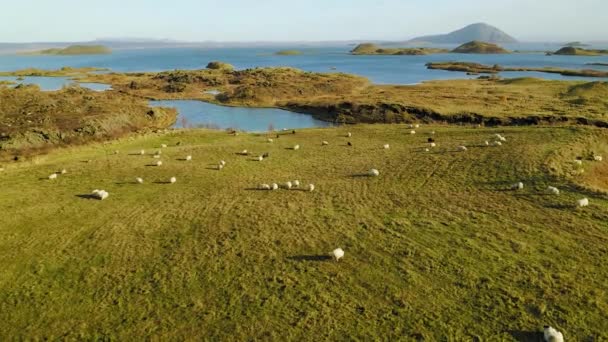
(0, 124, 607, 340)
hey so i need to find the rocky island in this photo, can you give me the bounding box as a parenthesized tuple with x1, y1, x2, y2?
(451, 41, 510, 54)
(24, 45, 112, 55)
(550, 46, 608, 56)
(350, 43, 449, 55)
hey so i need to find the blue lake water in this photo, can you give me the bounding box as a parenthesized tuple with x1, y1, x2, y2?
(0, 76, 111, 91)
(151, 100, 332, 131)
(1, 46, 607, 84)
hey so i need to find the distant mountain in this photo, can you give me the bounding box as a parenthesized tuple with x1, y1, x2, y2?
(409, 23, 517, 44)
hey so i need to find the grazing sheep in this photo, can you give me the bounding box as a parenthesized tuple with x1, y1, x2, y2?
(284, 181, 293, 190)
(368, 169, 380, 177)
(140, 149, 145, 155)
(161, 144, 168, 148)
(293, 145, 300, 150)
(429, 142, 436, 148)
(332, 248, 344, 261)
(218, 164, 224, 170)
(322, 141, 329, 146)
(547, 186, 560, 195)
(220, 160, 226, 166)
(484, 141, 490, 146)
(156, 161, 163, 166)
(153, 155, 161, 159)
(511, 182, 524, 190)
(410, 130, 416, 135)
(574, 160, 583, 165)
(543, 326, 564, 342)
(240, 149, 248, 155)
(408, 124, 414, 129)
(271, 183, 279, 191)
(494, 134, 507, 142)
(383, 144, 390, 149)
(293, 180, 300, 188)
(267, 138, 274, 143)
(424, 148, 430, 152)
(186, 155, 192, 161)
(60, 169, 67, 174)
(91, 189, 109, 200)
(136, 177, 144, 184)
(577, 198, 589, 207)
(492, 141, 502, 146)
(458, 146, 467, 152)
(256, 156, 264, 161)
(594, 155, 603, 162)
(307, 184, 315, 192)
(414, 124, 420, 128)
(430, 131, 436, 135)
(48, 173, 58, 180)
(347, 132, 352, 137)
(169, 177, 177, 184)
(259, 184, 271, 190)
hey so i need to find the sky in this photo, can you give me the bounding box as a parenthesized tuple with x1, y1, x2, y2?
(1, 0, 606, 42)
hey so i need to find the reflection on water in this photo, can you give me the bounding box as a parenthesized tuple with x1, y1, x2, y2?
(151, 100, 332, 132)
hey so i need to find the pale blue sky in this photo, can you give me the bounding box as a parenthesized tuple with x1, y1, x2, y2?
(2, 0, 606, 42)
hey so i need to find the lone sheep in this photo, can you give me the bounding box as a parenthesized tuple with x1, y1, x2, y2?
(271, 183, 279, 191)
(368, 169, 380, 177)
(156, 161, 163, 166)
(140, 149, 145, 155)
(511, 182, 524, 190)
(293, 180, 300, 188)
(547, 186, 559, 195)
(307, 184, 315, 192)
(256, 156, 264, 161)
(48, 173, 58, 180)
(240, 149, 248, 155)
(347, 132, 352, 137)
(267, 138, 274, 143)
(543, 326, 564, 342)
(161, 144, 168, 148)
(136, 177, 144, 184)
(458, 146, 468, 152)
(577, 198, 589, 207)
(91, 189, 109, 200)
(429, 142, 436, 148)
(60, 169, 67, 174)
(322, 141, 329, 146)
(186, 155, 192, 161)
(410, 130, 416, 135)
(332, 248, 344, 261)
(484, 141, 490, 146)
(492, 141, 502, 146)
(220, 160, 226, 166)
(383, 144, 390, 149)
(293, 145, 300, 150)
(594, 155, 603, 162)
(169, 177, 177, 184)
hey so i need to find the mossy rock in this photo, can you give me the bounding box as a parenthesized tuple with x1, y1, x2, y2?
(206, 61, 235, 71)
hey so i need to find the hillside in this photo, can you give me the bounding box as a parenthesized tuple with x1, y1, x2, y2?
(28, 45, 112, 55)
(350, 43, 449, 55)
(452, 41, 510, 54)
(0, 124, 607, 340)
(409, 23, 517, 44)
(552, 47, 608, 56)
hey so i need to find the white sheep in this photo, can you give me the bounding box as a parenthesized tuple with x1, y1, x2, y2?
(408, 124, 414, 129)
(414, 124, 420, 128)
(492, 141, 502, 146)
(153, 155, 161, 159)
(284, 181, 293, 190)
(543, 326, 564, 342)
(186, 155, 192, 161)
(429, 142, 436, 148)
(161, 144, 168, 148)
(307, 184, 315, 192)
(156, 161, 163, 166)
(220, 160, 226, 166)
(484, 141, 490, 146)
(430, 131, 436, 135)
(383, 144, 390, 149)
(410, 130, 416, 135)
(511, 182, 524, 190)
(256, 156, 264, 161)
(293, 180, 300, 188)
(91, 189, 109, 200)
(332, 248, 344, 261)
(267, 138, 274, 143)
(494, 133, 506, 142)
(424, 148, 430, 152)
(140, 149, 145, 155)
(241, 149, 248, 155)
(271, 183, 279, 191)
(458, 146, 467, 152)
(574, 160, 583, 166)
(259, 184, 271, 190)
(136, 177, 144, 184)
(347, 132, 352, 137)
(594, 155, 603, 162)
(169, 177, 177, 184)
(577, 198, 589, 207)
(48, 173, 58, 180)
(293, 144, 300, 150)
(60, 169, 67, 174)
(218, 164, 224, 170)
(547, 186, 559, 195)
(368, 169, 380, 177)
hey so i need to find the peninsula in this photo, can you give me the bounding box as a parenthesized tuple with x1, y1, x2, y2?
(23, 44, 112, 55)
(350, 43, 449, 55)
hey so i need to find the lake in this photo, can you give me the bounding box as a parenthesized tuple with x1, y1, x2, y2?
(150, 100, 332, 131)
(1, 45, 607, 84)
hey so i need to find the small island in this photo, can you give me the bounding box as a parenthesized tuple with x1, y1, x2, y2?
(550, 47, 608, 56)
(563, 41, 590, 47)
(350, 43, 449, 55)
(25, 45, 112, 55)
(451, 41, 510, 54)
(426, 61, 608, 77)
(275, 50, 303, 56)
(587, 62, 608, 66)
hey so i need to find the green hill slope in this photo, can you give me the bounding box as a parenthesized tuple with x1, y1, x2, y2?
(452, 41, 510, 54)
(0, 125, 606, 340)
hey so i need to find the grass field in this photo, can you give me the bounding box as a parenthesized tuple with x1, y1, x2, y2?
(0, 124, 607, 340)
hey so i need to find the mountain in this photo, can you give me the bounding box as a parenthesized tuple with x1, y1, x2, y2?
(409, 23, 517, 44)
